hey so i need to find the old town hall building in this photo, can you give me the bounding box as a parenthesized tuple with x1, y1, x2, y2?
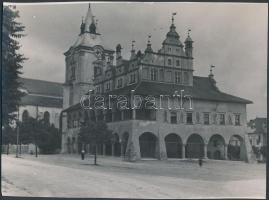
(60, 4, 254, 162)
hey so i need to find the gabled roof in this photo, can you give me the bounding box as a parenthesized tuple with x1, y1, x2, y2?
(20, 95, 63, 108)
(19, 77, 63, 108)
(64, 76, 252, 113)
(131, 76, 252, 104)
(19, 77, 63, 97)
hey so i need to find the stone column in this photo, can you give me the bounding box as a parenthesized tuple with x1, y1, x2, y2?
(132, 109, 136, 120)
(182, 144, 185, 159)
(112, 112, 115, 122)
(204, 144, 208, 159)
(158, 135, 167, 160)
(121, 111, 124, 121)
(224, 144, 228, 160)
(103, 110, 107, 122)
(120, 143, 124, 159)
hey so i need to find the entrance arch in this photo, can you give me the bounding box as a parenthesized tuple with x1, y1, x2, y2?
(139, 132, 157, 158)
(186, 134, 204, 158)
(207, 134, 225, 160)
(228, 135, 244, 161)
(165, 133, 182, 158)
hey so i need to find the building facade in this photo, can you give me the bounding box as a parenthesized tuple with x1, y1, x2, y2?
(61, 4, 254, 162)
(18, 78, 63, 128)
(248, 117, 267, 147)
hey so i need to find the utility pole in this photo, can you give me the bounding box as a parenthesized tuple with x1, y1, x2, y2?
(35, 105, 38, 157)
(16, 110, 20, 158)
(16, 120, 19, 158)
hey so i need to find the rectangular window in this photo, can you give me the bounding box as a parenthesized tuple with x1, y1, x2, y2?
(175, 71, 181, 84)
(129, 73, 136, 84)
(170, 112, 177, 124)
(186, 112, 193, 124)
(183, 72, 189, 84)
(204, 113, 210, 125)
(176, 60, 180, 66)
(150, 68, 158, 81)
(235, 114, 240, 126)
(71, 67, 76, 80)
(117, 78, 123, 88)
(219, 113, 225, 125)
(159, 69, 164, 81)
(142, 67, 149, 79)
(168, 59, 172, 65)
(258, 135, 261, 144)
(166, 71, 172, 82)
(96, 86, 100, 93)
(106, 82, 110, 91)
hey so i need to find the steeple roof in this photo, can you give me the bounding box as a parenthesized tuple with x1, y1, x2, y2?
(68, 4, 113, 52)
(162, 23, 183, 47)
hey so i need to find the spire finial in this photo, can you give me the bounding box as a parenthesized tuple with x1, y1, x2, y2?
(131, 40, 135, 51)
(210, 65, 215, 76)
(172, 12, 177, 24)
(188, 29, 191, 37)
(147, 34, 152, 45)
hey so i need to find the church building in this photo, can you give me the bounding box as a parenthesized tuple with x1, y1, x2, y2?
(60, 4, 253, 162)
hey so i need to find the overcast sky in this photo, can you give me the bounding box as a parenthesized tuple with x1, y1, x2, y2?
(6, 2, 268, 120)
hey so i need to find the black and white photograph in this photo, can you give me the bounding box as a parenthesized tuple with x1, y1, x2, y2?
(1, 1, 267, 199)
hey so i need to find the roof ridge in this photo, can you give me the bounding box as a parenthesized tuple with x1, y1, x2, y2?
(19, 77, 63, 85)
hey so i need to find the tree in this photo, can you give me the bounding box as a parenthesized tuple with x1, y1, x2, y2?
(2, 6, 26, 127)
(79, 120, 113, 165)
(19, 117, 61, 154)
(2, 126, 16, 154)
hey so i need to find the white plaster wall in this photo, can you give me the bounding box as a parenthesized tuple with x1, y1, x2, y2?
(19, 105, 62, 128)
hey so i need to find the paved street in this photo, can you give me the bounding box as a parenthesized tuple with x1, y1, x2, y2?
(1, 154, 266, 198)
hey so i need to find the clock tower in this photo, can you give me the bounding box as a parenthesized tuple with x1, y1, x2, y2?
(63, 4, 114, 108)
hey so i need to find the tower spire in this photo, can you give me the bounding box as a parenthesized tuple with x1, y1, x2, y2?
(84, 3, 95, 33)
(130, 40, 136, 59)
(209, 65, 215, 78)
(145, 34, 153, 53)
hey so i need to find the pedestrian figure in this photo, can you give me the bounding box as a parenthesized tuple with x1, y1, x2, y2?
(81, 149, 85, 160)
(198, 157, 203, 167)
